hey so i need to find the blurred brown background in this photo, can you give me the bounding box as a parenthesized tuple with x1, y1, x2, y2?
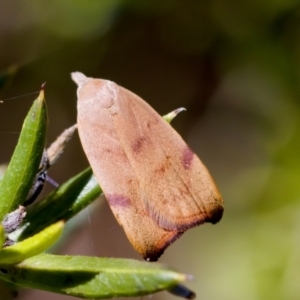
(0, 1, 300, 299)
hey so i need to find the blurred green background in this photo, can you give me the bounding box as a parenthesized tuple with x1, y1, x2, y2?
(1, 1, 300, 299)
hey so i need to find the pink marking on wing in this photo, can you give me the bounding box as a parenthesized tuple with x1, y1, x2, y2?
(182, 146, 194, 169)
(106, 194, 131, 207)
(132, 136, 147, 154)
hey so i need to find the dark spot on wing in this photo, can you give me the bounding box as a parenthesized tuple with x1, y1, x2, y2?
(155, 165, 166, 174)
(132, 136, 147, 154)
(182, 146, 194, 169)
(106, 194, 131, 207)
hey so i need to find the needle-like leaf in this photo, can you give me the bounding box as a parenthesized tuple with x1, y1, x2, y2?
(0, 253, 191, 299)
(0, 221, 64, 265)
(0, 88, 47, 220)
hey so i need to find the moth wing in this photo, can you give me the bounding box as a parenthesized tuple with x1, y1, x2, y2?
(76, 77, 181, 260)
(110, 85, 224, 231)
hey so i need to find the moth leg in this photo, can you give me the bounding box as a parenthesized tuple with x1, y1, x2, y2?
(23, 150, 50, 206)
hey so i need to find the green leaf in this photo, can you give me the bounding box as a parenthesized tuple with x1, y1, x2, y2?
(17, 168, 101, 241)
(0, 253, 189, 299)
(0, 89, 47, 221)
(0, 221, 64, 265)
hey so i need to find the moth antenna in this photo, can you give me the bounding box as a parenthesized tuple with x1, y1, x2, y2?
(0, 91, 40, 103)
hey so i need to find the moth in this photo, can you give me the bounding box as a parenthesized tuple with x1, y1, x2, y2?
(72, 72, 224, 261)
